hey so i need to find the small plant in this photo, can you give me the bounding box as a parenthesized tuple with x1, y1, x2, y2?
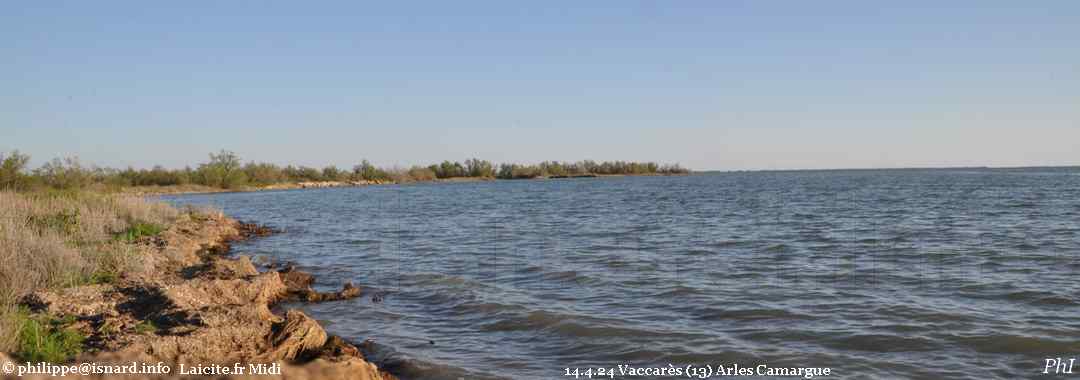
(133, 320, 158, 335)
(97, 319, 120, 337)
(115, 221, 163, 243)
(16, 309, 85, 363)
(86, 270, 118, 285)
(25, 209, 80, 235)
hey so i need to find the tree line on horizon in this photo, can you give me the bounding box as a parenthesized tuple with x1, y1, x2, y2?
(0, 150, 690, 191)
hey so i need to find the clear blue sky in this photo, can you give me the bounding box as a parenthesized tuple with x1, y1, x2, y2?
(3, 1, 1078, 170)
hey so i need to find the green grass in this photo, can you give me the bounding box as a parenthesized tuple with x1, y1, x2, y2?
(115, 221, 164, 243)
(15, 308, 84, 363)
(97, 319, 120, 337)
(133, 320, 158, 335)
(85, 270, 118, 285)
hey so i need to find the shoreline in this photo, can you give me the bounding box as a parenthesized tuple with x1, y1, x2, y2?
(2, 211, 397, 380)
(125, 173, 691, 196)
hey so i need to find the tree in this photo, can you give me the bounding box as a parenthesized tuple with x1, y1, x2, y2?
(0, 150, 31, 190)
(463, 158, 495, 178)
(322, 166, 343, 181)
(244, 162, 286, 185)
(352, 160, 389, 181)
(497, 163, 514, 179)
(198, 150, 247, 189)
(35, 156, 93, 189)
(407, 166, 436, 181)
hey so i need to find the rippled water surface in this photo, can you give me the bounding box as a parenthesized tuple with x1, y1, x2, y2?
(163, 169, 1080, 379)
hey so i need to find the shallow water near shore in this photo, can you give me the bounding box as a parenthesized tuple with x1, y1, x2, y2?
(162, 169, 1080, 379)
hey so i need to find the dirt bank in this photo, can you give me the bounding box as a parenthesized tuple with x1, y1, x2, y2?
(5, 212, 396, 380)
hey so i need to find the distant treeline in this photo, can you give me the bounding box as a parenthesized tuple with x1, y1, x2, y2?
(0, 150, 689, 191)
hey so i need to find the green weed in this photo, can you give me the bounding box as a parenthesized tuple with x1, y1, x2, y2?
(133, 320, 158, 335)
(15, 309, 84, 363)
(115, 221, 163, 243)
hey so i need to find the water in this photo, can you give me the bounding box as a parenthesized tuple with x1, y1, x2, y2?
(162, 169, 1080, 379)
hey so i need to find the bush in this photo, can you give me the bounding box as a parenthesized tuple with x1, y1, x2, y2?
(197, 150, 248, 189)
(115, 221, 164, 243)
(322, 166, 345, 181)
(35, 157, 94, 190)
(494, 160, 688, 178)
(352, 160, 390, 181)
(243, 162, 286, 185)
(406, 166, 436, 181)
(0, 150, 31, 190)
(2, 149, 690, 189)
(0, 304, 18, 353)
(0, 191, 177, 338)
(16, 309, 84, 363)
(0, 213, 87, 303)
(26, 209, 81, 236)
(464, 158, 496, 178)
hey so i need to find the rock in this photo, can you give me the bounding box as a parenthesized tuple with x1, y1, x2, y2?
(278, 266, 361, 303)
(15, 213, 396, 380)
(279, 358, 398, 380)
(236, 221, 278, 238)
(181, 255, 260, 279)
(299, 282, 362, 303)
(266, 310, 328, 361)
(279, 265, 315, 289)
(321, 335, 363, 358)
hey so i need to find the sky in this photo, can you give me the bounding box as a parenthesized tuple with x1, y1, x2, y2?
(2, 1, 1079, 171)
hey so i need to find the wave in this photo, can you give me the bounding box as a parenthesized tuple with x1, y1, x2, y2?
(1003, 290, 1078, 306)
(478, 310, 689, 340)
(821, 333, 941, 352)
(951, 334, 1080, 355)
(361, 340, 507, 380)
(696, 307, 816, 322)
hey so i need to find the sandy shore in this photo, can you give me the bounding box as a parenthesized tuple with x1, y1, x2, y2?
(2, 212, 396, 380)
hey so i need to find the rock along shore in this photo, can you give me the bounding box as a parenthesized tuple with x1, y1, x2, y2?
(3, 212, 396, 380)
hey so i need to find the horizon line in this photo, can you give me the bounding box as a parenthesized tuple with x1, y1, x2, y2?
(698, 164, 1080, 173)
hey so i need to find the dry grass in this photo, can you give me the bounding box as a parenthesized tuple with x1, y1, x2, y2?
(119, 183, 230, 196)
(0, 190, 180, 352)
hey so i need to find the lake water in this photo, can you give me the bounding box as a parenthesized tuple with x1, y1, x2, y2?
(162, 169, 1080, 379)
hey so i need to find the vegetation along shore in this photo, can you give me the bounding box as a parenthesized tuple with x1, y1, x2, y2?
(0, 188, 397, 379)
(1, 150, 690, 195)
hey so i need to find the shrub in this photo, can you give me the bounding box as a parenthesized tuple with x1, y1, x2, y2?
(0, 304, 18, 352)
(16, 309, 84, 363)
(26, 209, 81, 236)
(86, 270, 118, 285)
(352, 160, 391, 181)
(0, 191, 177, 336)
(284, 165, 324, 182)
(406, 166, 436, 181)
(0, 150, 31, 190)
(0, 213, 87, 304)
(115, 221, 164, 243)
(322, 166, 345, 181)
(464, 158, 496, 178)
(197, 150, 248, 189)
(35, 157, 94, 190)
(243, 162, 286, 186)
